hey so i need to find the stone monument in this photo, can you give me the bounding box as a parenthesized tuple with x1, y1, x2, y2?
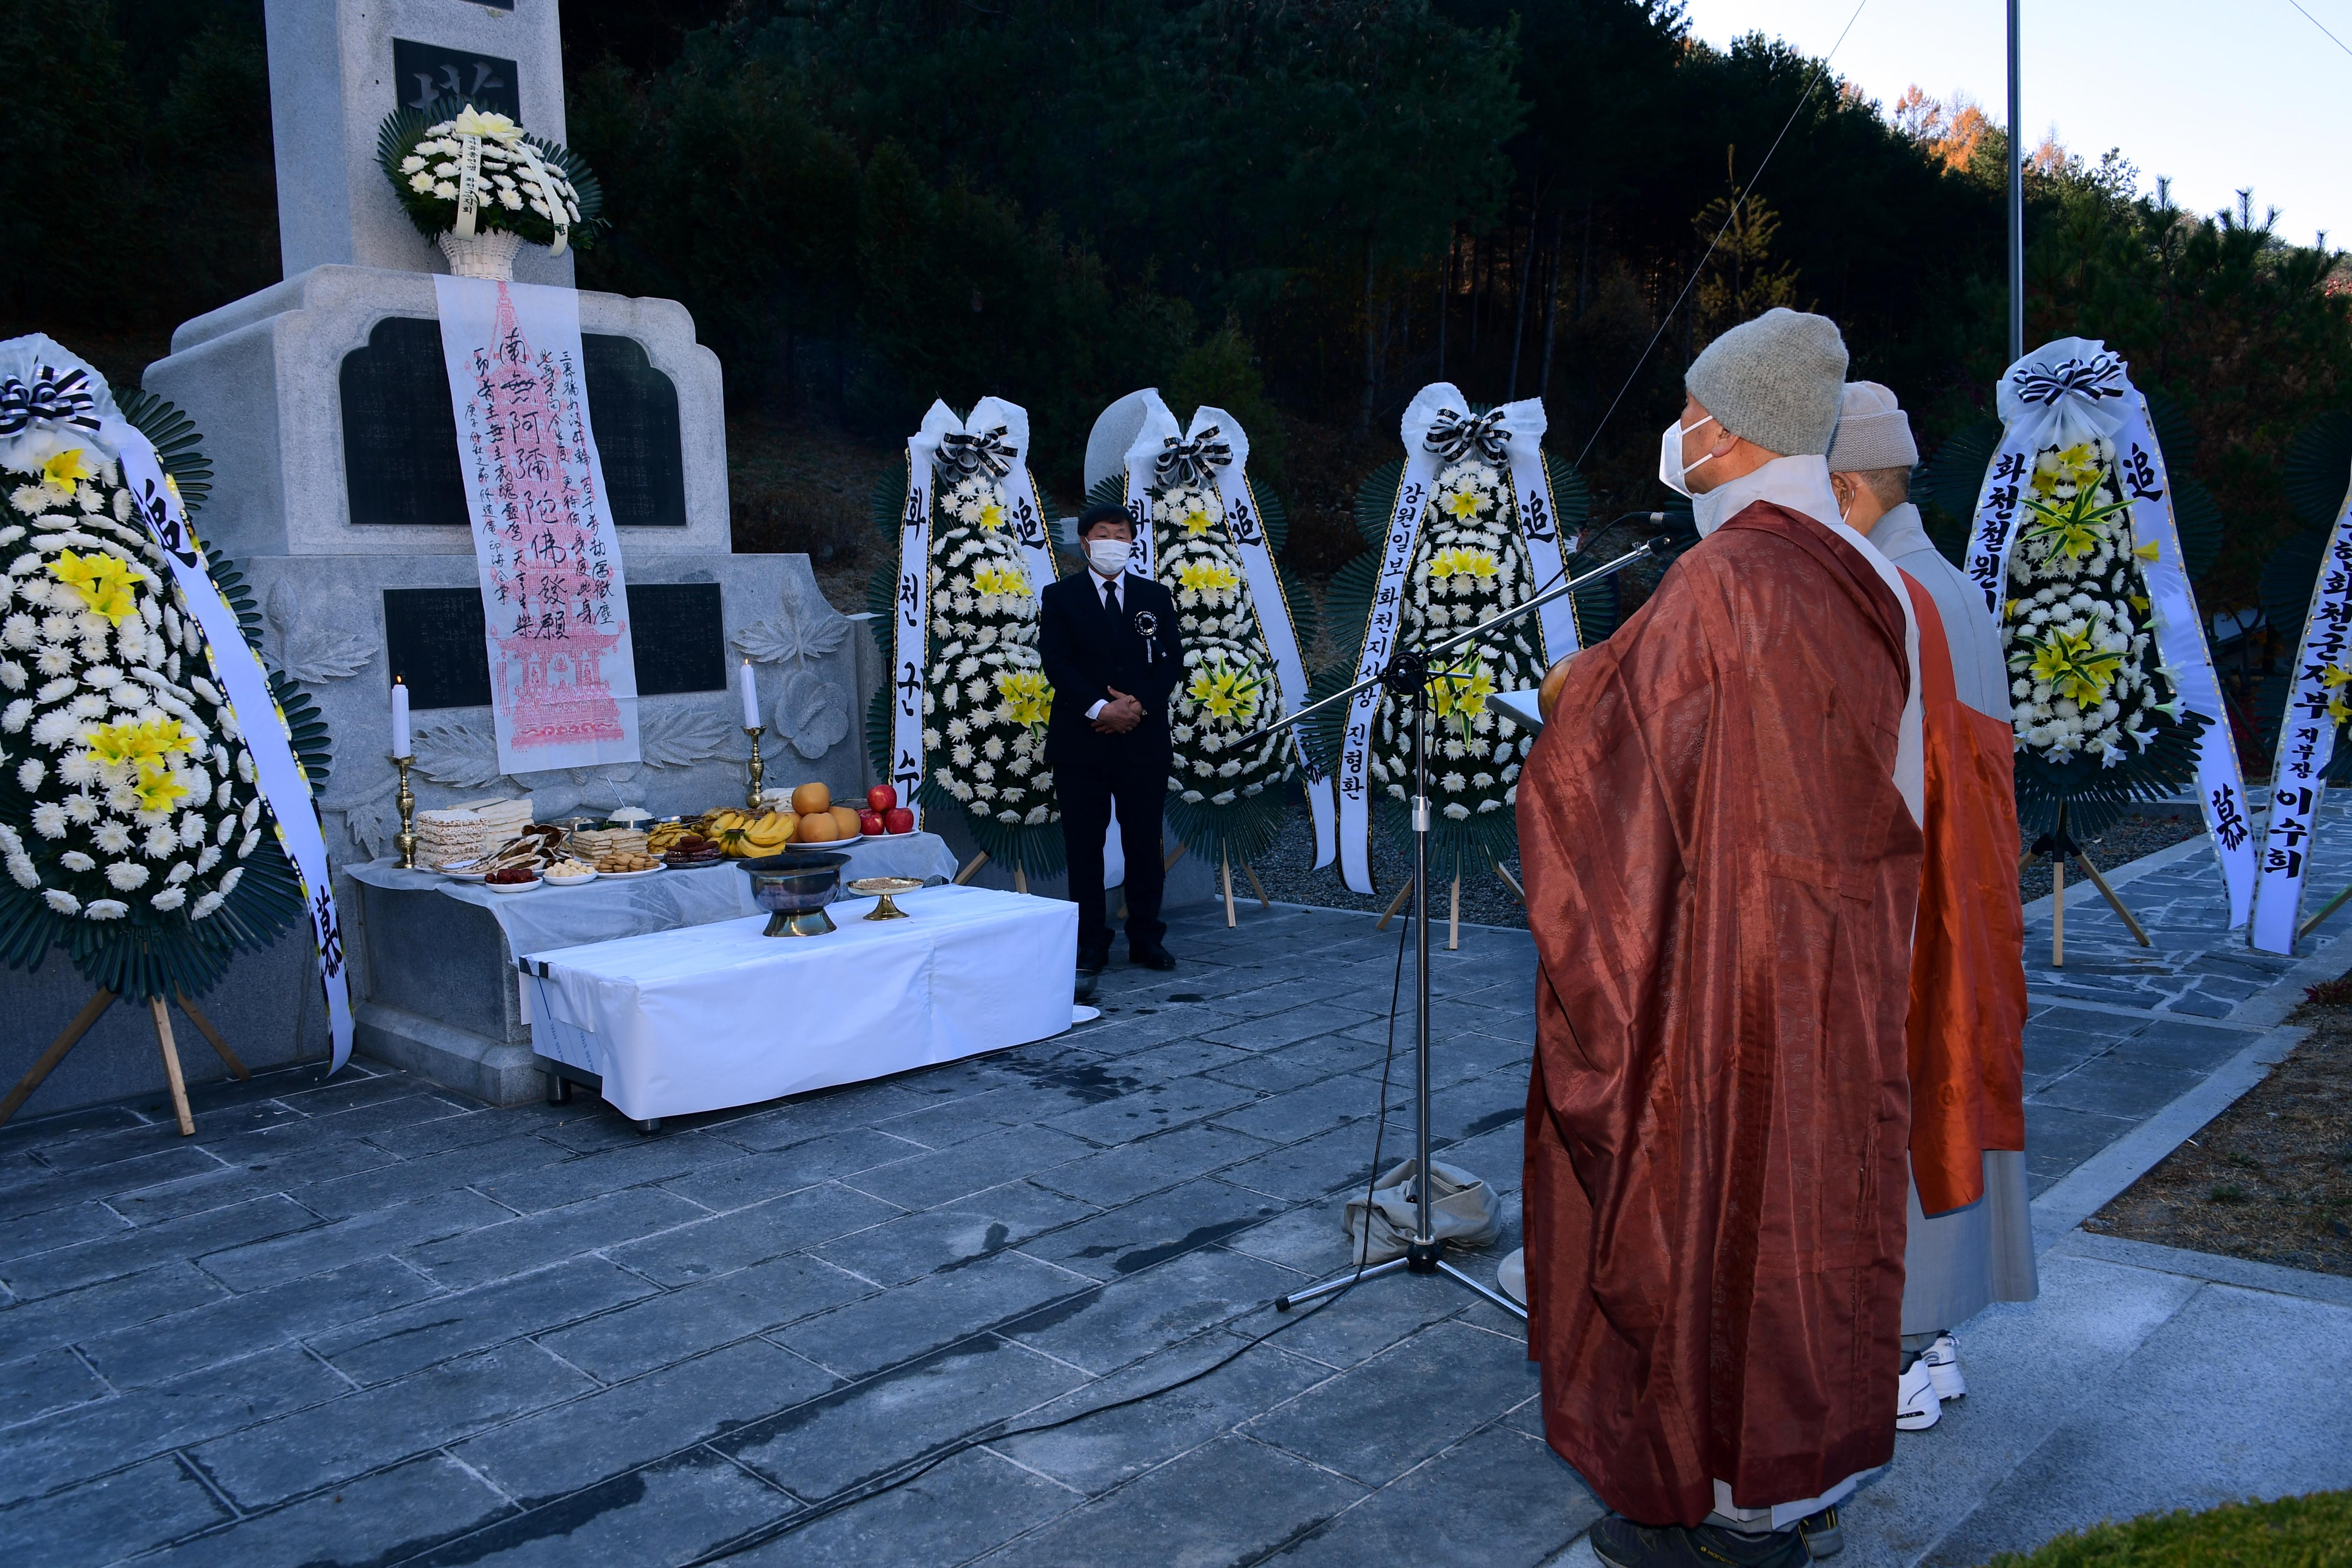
(123, 0, 871, 1105)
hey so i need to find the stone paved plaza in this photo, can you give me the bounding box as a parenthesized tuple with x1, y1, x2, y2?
(3, 826, 2350, 1566)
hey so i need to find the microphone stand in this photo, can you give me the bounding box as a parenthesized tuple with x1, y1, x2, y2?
(1239, 533, 1673, 1319)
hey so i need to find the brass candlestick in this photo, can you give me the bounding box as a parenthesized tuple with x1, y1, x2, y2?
(744, 725, 766, 809)
(393, 755, 418, 869)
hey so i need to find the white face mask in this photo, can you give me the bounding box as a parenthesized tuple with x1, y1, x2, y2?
(1086, 538, 1132, 577)
(1658, 413, 1721, 498)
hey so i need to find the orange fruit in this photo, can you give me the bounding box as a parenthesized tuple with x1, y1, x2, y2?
(795, 811, 841, 843)
(829, 805, 860, 838)
(790, 782, 831, 814)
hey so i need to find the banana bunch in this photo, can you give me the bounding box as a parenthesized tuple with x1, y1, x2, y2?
(703, 807, 797, 857)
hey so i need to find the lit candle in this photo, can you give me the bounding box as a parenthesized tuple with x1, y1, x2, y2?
(738, 659, 761, 730)
(391, 677, 411, 758)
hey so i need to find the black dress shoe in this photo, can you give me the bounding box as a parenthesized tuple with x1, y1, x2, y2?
(1129, 943, 1176, 972)
(1078, 951, 1110, 976)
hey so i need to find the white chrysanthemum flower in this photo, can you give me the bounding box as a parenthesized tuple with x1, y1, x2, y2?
(16, 758, 43, 791)
(105, 860, 148, 890)
(30, 801, 67, 838)
(150, 886, 187, 912)
(237, 829, 260, 858)
(190, 890, 224, 920)
(58, 850, 95, 872)
(84, 899, 127, 920)
(142, 823, 178, 858)
(44, 889, 78, 915)
(195, 844, 220, 873)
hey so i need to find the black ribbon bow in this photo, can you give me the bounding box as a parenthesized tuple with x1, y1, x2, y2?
(1423, 406, 1510, 464)
(0, 364, 101, 438)
(2011, 354, 2126, 408)
(1154, 425, 1233, 489)
(937, 425, 1015, 480)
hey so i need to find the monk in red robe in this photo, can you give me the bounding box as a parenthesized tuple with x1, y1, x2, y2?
(1523, 310, 1925, 1568)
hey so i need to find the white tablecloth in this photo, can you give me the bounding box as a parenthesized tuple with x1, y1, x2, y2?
(348, 833, 958, 954)
(518, 884, 1078, 1119)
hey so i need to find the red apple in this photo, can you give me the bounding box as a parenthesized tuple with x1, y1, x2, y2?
(859, 810, 885, 836)
(866, 784, 897, 812)
(884, 806, 915, 834)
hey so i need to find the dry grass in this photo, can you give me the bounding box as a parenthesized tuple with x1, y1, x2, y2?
(2086, 999, 2352, 1277)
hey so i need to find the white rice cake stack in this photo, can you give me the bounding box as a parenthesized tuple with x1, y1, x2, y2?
(453, 796, 536, 844)
(415, 809, 489, 869)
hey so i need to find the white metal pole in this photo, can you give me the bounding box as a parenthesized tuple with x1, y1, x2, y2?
(2008, 0, 2025, 361)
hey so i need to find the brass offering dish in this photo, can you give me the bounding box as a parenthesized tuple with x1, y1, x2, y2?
(738, 850, 850, 936)
(848, 876, 923, 921)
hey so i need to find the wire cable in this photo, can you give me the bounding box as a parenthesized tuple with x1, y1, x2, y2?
(693, 897, 1422, 1563)
(1567, 0, 1874, 474)
(2286, 0, 2352, 58)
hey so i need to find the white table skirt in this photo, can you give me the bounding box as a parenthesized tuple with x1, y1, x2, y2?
(518, 884, 1078, 1119)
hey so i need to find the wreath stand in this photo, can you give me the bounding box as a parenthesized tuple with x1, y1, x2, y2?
(1378, 855, 1521, 952)
(0, 988, 252, 1136)
(2020, 803, 2152, 966)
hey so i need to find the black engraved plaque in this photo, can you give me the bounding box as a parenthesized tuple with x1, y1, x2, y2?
(627, 583, 726, 696)
(340, 318, 688, 530)
(384, 583, 724, 710)
(391, 38, 520, 117)
(384, 588, 492, 711)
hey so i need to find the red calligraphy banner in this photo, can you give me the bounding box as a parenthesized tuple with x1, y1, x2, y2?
(433, 278, 640, 771)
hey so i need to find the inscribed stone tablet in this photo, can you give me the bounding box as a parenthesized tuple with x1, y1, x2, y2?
(627, 583, 726, 696)
(340, 318, 688, 530)
(391, 39, 521, 117)
(384, 587, 492, 711)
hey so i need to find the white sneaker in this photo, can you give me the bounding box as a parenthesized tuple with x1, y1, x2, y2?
(1922, 1333, 1966, 1402)
(1896, 1358, 1941, 1430)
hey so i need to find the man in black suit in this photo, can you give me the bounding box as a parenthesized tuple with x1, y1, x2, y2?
(1040, 502, 1184, 974)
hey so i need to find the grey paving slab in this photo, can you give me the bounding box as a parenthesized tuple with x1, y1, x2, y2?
(836, 1124, 1097, 1210)
(1002, 1246, 1302, 1375)
(292, 1130, 576, 1219)
(3, 1344, 349, 1507)
(452, 1337, 840, 1506)
(605, 1182, 904, 1286)
(0, 1261, 230, 1355)
(1031, 1124, 1273, 1209)
(407, 1446, 796, 1567)
(1218, 1123, 1386, 1203)
(1201, 1002, 1388, 1051)
(0, 1345, 109, 1429)
(198, 1189, 514, 1292)
(102, 1139, 399, 1228)
(658, 1130, 929, 1213)
(969, 1432, 1366, 1568)
(0, 1199, 125, 1263)
(0, 1454, 231, 1568)
(138, 1453, 515, 1567)
(76, 1255, 442, 1390)
(397, 1186, 705, 1289)
(724, 1446, 1079, 1568)
(0, 1145, 223, 1225)
(2028, 1056, 2209, 1119)
(811, 1182, 1099, 1287)
(720, 1335, 1092, 1502)
(1272, 1422, 1601, 1568)
(992, 1334, 1333, 1494)
(777, 1249, 1090, 1380)
(1243, 1320, 1539, 1486)
(313, 1255, 659, 1384)
(1042, 1080, 1262, 1149)
(1019, 1177, 1288, 1282)
(3, 1193, 319, 1299)
(188, 1341, 595, 1509)
(538, 1253, 870, 1381)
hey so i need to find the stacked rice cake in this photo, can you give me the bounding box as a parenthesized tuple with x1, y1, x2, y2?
(415, 809, 489, 869)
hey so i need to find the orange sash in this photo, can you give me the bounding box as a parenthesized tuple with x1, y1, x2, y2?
(1901, 577, 2028, 1214)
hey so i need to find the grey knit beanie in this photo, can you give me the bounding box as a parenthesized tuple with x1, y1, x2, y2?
(1825, 381, 1920, 471)
(1684, 307, 1849, 457)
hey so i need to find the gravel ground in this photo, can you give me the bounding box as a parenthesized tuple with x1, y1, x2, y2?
(2087, 998, 2352, 1277)
(1244, 802, 2208, 931)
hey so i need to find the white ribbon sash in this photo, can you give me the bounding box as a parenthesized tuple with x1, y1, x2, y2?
(1188, 403, 1337, 868)
(113, 424, 357, 1072)
(1491, 399, 1579, 664)
(1121, 401, 1180, 577)
(1334, 384, 1460, 893)
(2251, 467, 2352, 952)
(1967, 338, 2254, 927)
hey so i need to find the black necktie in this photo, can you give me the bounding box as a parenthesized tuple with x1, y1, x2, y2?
(1103, 577, 1120, 621)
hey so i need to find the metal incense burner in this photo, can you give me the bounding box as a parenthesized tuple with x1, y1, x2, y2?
(738, 850, 849, 936)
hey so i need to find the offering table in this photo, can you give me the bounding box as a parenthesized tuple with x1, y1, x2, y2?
(520, 884, 1079, 1127)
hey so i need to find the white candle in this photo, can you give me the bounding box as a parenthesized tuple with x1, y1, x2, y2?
(739, 660, 761, 730)
(391, 678, 411, 758)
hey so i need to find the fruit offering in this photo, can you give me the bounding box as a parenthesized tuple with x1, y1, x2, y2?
(594, 850, 661, 873)
(884, 806, 915, 834)
(791, 781, 832, 815)
(485, 866, 538, 886)
(859, 810, 885, 836)
(867, 784, 897, 813)
(702, 808, 798, 857)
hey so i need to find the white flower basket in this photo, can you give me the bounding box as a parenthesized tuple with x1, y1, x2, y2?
(438, 229, 523, 281)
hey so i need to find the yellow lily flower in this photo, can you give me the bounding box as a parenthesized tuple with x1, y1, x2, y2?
(1176, 561, 1239, 596)
(42, 448, 95, 491)
(2323, 665, 2352, 689)
(133, 761, 191, 814)
(977, 501, 1006, 532)
(47, 549, 141, 626)
(2028, 626, 2123, 705)
(994, 669, 1053, 734)
(1179, 501, 1216, 537)
(1443, 490, 1483, 520)
(2133, 540, 2159, 561)
(2330, 696, 2352, 727)
(972, 565, 1028, 598)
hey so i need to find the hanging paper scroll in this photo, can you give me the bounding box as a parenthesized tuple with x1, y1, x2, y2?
(433, 277, 640, 775)
(1965, 338, 2253, 926)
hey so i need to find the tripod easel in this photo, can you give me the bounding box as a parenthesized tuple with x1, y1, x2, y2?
(0, 989, 250, 1136)
(2020, 803, 2151, 967)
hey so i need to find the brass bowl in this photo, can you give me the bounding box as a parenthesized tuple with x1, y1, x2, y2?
(739, 850, 850, 936)
(848, 875, 924, 920)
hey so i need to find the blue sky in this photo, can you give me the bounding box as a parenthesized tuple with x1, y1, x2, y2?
(1680, 0, 2351, 250)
